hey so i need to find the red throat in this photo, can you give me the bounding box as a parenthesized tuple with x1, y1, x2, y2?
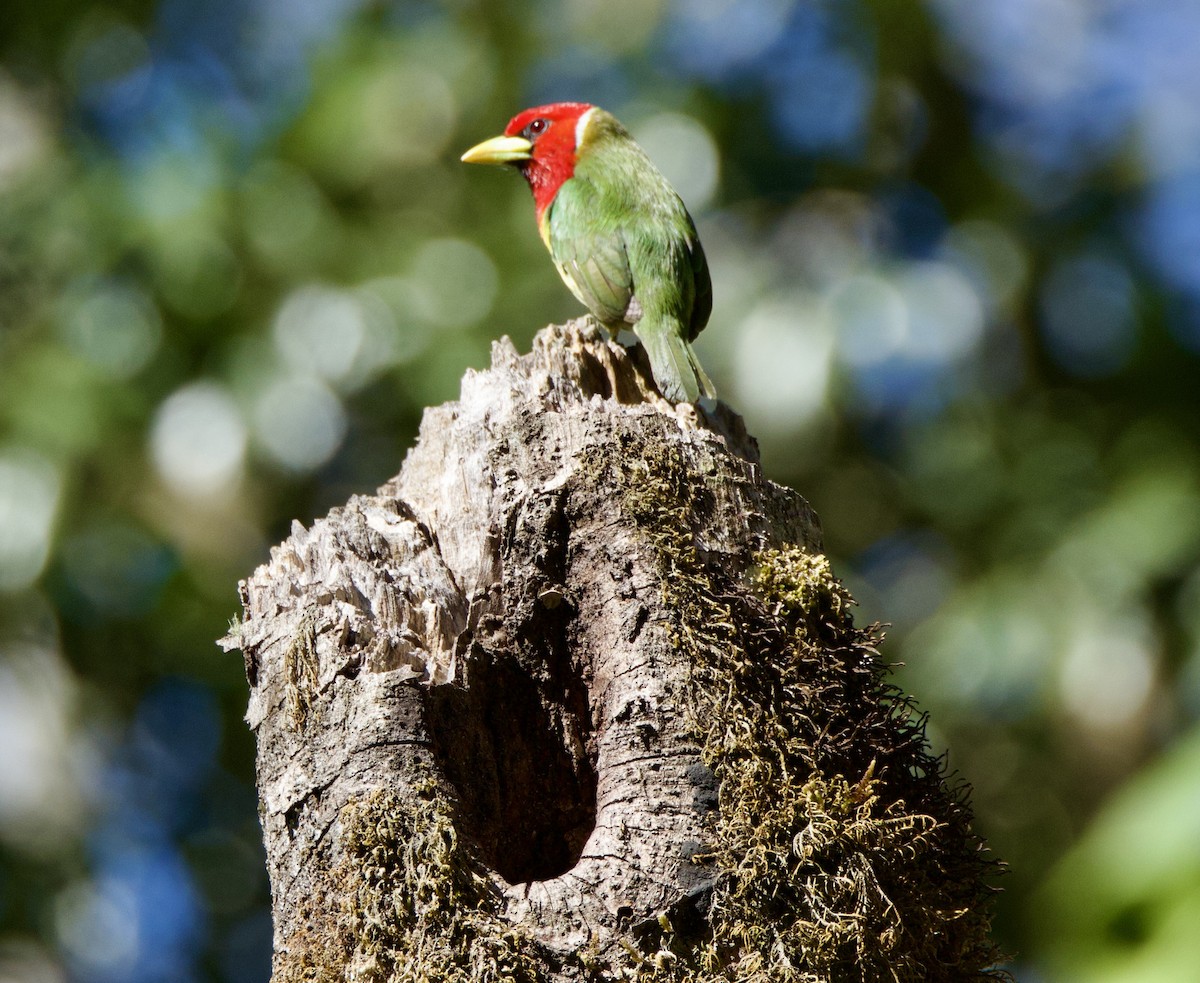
(505, 102, 593, 221)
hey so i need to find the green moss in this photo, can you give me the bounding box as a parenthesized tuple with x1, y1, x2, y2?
(275, 783, 547, 983)
(753, 548, 851, 625)
(597, 436, 1007, 982)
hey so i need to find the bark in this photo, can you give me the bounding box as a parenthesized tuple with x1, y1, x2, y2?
(222, 320, 1006, 983)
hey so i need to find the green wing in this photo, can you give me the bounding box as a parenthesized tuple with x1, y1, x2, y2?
(546, 178, 634, 326)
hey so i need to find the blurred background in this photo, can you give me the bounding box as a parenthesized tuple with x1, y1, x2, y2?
(1, 0, 1199, 979)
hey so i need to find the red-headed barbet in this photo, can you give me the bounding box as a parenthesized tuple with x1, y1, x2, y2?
(462, 103, 715, 403)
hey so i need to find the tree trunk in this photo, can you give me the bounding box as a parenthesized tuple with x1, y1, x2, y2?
(221, 320, 1006, 983)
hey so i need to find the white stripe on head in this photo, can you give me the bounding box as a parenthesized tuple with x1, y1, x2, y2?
(575, 106, 597, 149)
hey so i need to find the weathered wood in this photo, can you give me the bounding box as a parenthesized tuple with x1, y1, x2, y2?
(222, 320, 1005, 983)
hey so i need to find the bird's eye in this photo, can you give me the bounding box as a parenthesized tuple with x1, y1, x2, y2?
(527, 118, 549, 137)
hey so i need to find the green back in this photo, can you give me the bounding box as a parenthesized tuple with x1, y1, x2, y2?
(546, 110, 711, 341)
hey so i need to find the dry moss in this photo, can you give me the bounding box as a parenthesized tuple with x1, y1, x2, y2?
(603, 436, 1008, 982)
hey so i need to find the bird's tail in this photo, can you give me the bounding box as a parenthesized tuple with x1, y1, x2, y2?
(636, 319, 716, 403)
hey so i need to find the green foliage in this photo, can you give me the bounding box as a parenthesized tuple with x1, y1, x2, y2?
(1029, 725, 1200, 983)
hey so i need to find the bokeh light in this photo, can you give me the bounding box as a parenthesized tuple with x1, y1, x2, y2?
(239, 159, 333, 273)
(1039, 253, 1138, 376)
(273, 285, 367, 383)
(1059, 610, 1156, 733)
(632, 113, 720, 211)
(0, 642, 90, 852)
(938, 220, 1030, 316)
(0, 939, 64, 983)
(0, 74, 51, 185)
(0, 450, 61, 592)
(57, 279, 163, 380)
(150, 383, 247, 499)
(664, 0, 795, 81)
(732, 295, 834, 425)
(61, 522, 175, 620)
(408, 238, 499, 330)
(827, 273, 908, 369)
(55, 879, 141, 981)
(251, 374, 347, 472)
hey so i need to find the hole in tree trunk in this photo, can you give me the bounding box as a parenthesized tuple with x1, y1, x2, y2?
(426, 631, 597, 885)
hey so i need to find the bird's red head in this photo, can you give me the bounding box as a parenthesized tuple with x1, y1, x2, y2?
(501, 102, 595, 218)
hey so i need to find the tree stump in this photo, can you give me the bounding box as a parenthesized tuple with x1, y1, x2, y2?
(221, 320, 1006, 982)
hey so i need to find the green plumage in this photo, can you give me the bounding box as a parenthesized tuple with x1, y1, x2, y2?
(545, 110, 715, 403)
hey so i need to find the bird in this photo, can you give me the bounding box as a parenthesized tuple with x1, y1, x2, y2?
(461, 102, 715, 403)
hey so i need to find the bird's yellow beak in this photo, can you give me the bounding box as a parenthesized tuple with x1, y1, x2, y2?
(460, 134, 533, 165)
